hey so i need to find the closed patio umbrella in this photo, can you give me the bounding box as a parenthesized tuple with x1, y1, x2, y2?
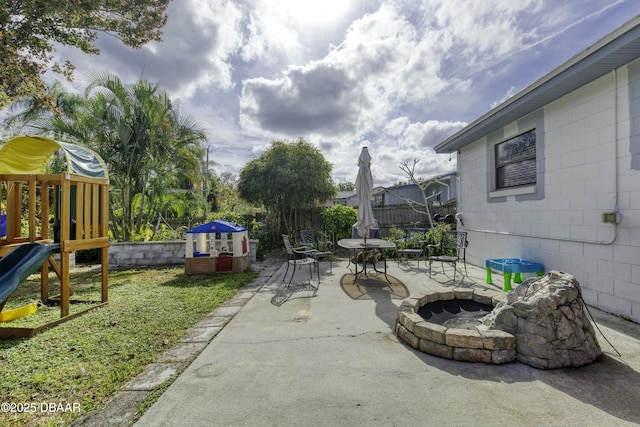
(354, 147, 376, 241)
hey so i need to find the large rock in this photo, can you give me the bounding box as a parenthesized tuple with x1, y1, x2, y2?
(481, 271, 601, 369)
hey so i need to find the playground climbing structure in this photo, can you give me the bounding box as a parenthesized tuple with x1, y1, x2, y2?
(0, 136, 110, 337)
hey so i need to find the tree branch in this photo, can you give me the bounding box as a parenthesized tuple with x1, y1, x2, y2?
(397, 159, 436, 228)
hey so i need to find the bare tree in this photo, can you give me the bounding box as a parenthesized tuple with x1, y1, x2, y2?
(388, 159, 448, 229)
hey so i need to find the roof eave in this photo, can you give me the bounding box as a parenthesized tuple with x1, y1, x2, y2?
(435, 15, 640, 154)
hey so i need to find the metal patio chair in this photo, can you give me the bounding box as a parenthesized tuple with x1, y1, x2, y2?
(299, 230, 333, 272)
(397, 228, 427, 267)
(427, 231, 468, 281)
(282, 234, 320, 286)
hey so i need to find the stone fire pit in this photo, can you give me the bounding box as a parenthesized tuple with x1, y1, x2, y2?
(396, 288, 515, 364)
(396, 271, 602, 369)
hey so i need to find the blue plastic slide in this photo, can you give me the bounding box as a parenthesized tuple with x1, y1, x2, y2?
(0, 243, 60, 305)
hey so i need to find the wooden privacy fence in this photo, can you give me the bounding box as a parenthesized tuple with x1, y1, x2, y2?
(280, 202, 457, 239)
(373, 203, 457, 236)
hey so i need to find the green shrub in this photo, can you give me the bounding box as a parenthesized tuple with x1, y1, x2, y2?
(211, 210, 244, 225)
(427, 222, 451, 245)
(387, 226, 406, 246)
(321, 205, 357, 240)
(425, 223, 453, 255)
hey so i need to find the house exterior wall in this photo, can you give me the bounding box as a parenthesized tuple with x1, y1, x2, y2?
(385, 173, 457, 206)
(458, 59, 640, 322)
(385, 184, 425, 205)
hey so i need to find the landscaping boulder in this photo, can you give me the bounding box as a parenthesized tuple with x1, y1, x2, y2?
(481, 271, 601, 369)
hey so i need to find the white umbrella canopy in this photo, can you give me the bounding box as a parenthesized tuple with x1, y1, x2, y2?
(354, 147, 376, 239)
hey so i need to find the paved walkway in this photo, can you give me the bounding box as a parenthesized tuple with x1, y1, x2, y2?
(81, 258, 640, 426)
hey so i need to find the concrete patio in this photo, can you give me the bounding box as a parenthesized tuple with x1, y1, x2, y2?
(96, 257, 640, 426)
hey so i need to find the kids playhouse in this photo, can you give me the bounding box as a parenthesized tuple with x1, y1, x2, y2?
(185, 220, 250, 275)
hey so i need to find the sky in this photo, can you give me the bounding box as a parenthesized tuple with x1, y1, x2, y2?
(52, 0, 640, 188)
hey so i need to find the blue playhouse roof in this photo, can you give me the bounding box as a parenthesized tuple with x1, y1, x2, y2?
(187, 220, 247, 234)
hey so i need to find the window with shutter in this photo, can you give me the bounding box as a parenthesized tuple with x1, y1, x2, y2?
(495, 129, 536, 190)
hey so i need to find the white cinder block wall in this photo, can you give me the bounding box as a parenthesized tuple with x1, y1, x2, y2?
(109, 240, 258, 267)
(459, 59, 640, 322)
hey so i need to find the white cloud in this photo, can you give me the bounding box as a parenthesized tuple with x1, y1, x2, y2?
(60, 0, 245, 98)
(429, 0, 543, 60)
(143, 0, 245, 96)
(155, 0, 639, 186)
(239, 62, 363, 137)
(491, 86, 520, 108)
(24, 0, 640, 187)
(239, 4, 455, 141)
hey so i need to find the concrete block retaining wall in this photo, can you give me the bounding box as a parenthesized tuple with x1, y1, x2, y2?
(109, 240, 258, 268)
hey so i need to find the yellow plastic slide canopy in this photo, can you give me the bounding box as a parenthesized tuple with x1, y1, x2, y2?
(0, 135, 108, 179)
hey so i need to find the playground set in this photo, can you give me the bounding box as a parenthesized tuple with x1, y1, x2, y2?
(0, 135, 110, 338)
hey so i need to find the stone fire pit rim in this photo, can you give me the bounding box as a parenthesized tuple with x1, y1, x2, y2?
(396, 287, 517, 365)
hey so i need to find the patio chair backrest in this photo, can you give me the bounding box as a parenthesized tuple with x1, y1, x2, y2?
(299, 230, 317, 247)
(282, 234, 294, 255)
(441, 231, 468, 259)
(402, 228, 427, 249)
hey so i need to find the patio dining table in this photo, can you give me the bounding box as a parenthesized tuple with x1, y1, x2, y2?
(338, 238, 396, 281)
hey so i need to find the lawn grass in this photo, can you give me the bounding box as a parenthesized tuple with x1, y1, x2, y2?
(0, 265, 258, 426)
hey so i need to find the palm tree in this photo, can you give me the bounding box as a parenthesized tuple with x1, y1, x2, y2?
(15, 71, 209, 241)
(3, 81, 85, 135)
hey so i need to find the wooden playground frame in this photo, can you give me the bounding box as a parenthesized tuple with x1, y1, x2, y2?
(0, 172, 109, 338)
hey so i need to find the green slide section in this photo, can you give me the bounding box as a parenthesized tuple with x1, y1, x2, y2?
(0, 243, 60, 305)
